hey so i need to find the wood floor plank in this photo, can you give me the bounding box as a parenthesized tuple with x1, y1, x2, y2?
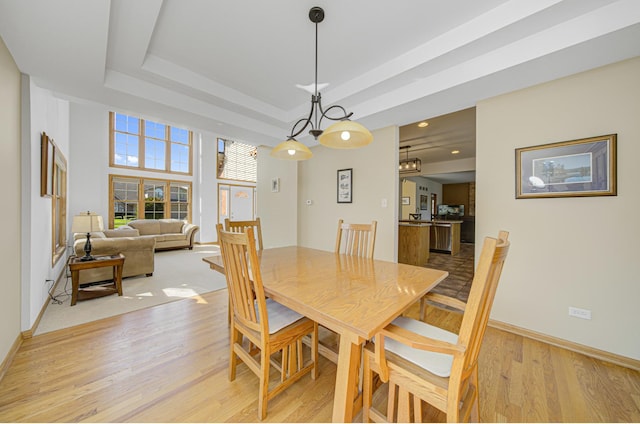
(1, 289, 639, 422)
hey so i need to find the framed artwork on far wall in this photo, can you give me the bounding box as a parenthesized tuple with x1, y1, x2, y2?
(515, 134, 617, 199)
(271, 177, 280, 193)
(420, 194, 429, 210)
(337, 168, 352, 203)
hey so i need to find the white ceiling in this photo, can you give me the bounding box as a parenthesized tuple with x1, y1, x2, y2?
(2, 0, 640, 160)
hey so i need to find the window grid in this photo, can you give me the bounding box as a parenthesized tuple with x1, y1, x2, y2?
(109, 175, 191, 228)
(110, 112, 192, 175)
(170, 183, 189, 220)
(144, 181, 166, 220)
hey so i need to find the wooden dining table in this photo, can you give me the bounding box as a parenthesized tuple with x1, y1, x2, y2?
(203, 246, 448, 422)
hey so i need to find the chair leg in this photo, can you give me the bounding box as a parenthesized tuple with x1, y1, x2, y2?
(470, 368, 480, 422)
(259, 348, 270, 420)
(311, 323, 319, 379)
(362, 353, 373, 422)
(419, 297, 426, 321)
(229, 326, 241, 381)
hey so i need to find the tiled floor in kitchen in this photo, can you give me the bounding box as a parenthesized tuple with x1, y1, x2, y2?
(425, 242, 475, 302)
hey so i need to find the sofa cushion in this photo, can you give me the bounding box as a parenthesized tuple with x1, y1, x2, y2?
(104, 228, 140, 238)
(129, 220, 161, 235)
(159, 219, 184, 234)
(162, 233, 187, 242)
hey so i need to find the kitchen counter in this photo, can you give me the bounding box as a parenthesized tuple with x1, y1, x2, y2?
(399, 219, 462, 255)
(399, 219, 464, 224)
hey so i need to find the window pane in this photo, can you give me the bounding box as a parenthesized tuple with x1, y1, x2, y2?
(171, 127, 189, 144)
(171, 144, 189, 173)
(145, 138, 166, 170)
(114, 202, 138, 227)
(144, 202, 164, 220)
(144, 182, 165, 201)
(145, 120, 166, 139)
(114, 133, 139, 167)
(113, 177, 139, 226)
(170, 203, 188, 220)
(115, 113, 139, 134)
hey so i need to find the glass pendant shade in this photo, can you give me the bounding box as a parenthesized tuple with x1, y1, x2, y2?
(318, 120, 373, 149)
(270, 139, 313, 160)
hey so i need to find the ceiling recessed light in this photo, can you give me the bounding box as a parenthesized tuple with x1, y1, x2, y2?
(451, 150, 460, 154)
(417, 122, 429, 128)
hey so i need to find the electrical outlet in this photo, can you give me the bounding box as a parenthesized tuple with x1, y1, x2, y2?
(568, 306, 591, 320)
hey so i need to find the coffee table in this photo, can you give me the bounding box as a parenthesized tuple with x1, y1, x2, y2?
(69, 253, 125, 306)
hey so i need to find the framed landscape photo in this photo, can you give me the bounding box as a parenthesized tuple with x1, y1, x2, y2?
(337, 168, 352, 203)
(515, 134, 617, 199)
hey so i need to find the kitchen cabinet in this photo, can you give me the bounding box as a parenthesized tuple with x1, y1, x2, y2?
(398, 222, 430, 266)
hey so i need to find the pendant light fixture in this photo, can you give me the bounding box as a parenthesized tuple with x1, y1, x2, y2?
(399, 146, 422, 173)
(270, 6, 373, 161)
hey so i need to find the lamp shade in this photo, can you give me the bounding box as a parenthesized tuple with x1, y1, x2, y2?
(318, 120, 373, 149)
(71, 211, 104, 233)
(270, 139, 313, 160)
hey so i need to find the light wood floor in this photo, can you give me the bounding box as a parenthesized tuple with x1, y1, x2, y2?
(1, 289, 639, 422)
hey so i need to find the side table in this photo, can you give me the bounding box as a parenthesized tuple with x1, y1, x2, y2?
(69, 253, 125, 306)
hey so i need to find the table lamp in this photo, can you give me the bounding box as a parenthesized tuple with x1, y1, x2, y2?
(71, 211, 104, 261)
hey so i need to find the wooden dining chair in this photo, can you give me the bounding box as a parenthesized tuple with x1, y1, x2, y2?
(216, 224, 318, 420)
(225, 217, 264, 251)
(362, 231, 510, 423)
(335, 219, 377, 258)
(223, 218, 265, 325)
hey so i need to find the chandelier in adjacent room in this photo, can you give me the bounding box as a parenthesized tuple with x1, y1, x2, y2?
(399, 146, 421, 173)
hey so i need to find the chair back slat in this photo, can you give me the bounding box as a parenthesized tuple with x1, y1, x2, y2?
(225, 217, 264, 251)
(335, 219, 377, 258)
(216, 223, 267, 335)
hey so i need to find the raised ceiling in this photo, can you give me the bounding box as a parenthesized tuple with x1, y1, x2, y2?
(1, 0, 639, 152)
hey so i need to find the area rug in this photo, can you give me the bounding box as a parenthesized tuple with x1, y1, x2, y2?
(35, 245, 227, 335)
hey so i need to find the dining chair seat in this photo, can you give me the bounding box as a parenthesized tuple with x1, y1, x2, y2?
(379, 316, 458, 378)
(261, 298, 305, 334)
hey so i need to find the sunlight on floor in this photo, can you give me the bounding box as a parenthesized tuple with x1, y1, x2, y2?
(163, 287, 199, 298)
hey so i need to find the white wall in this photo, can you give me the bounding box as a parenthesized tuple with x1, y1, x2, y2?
(0, 36, 22, 358)
(197, 132, 219, 243)
(297, 126, 399, 261)
(401, 176, 442, 219)
(477, 57, 640, 360)
(22, 78, 70, 331)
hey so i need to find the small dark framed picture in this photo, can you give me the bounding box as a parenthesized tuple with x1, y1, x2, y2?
(337, 168, 352, 203)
